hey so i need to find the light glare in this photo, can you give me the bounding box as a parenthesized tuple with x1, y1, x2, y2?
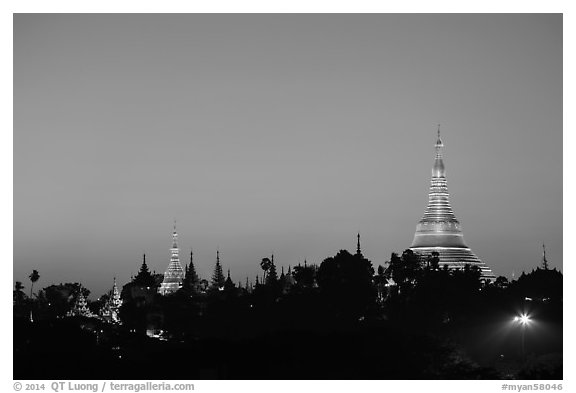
(520, 314, 531, 325)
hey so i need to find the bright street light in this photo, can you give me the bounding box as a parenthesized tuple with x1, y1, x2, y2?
(512, 314, 531, 325)
(512, 313, 532, 358)
(519, 314, 531, 325)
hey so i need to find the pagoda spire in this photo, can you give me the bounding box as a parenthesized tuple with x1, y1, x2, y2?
(413, 128, 459, 232)
(211, 249, 225, 289)
(356, 232, 362, 255)
(108, 276, 122, 321)
(159, 221, 185, 295)
(541, 243, 549, 270)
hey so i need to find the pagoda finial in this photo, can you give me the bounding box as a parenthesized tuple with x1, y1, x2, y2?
(356, 232, 361, 255)
(435, 124, 444, 149)
(171, 221, 179, 248)
(432, 125, 445, 177)
(227, 268, 231, 279)
(217, 248, 220, 264)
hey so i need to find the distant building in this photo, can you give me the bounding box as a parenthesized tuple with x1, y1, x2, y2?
(210, 250, 226, 290)
(100, 277, 122, 323)
(409, 127, 495, 280)
(122, 253, 158, 305)
(158, 223, 185, 295)
(67, 286, 94, 317)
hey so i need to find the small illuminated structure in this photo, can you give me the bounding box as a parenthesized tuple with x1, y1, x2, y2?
(409, 127, 495, 280)
(158, 222, 185, 295)
(100, 277, 122, 323)
(146, 328, 166, 340)
(67, 287, 94, 317)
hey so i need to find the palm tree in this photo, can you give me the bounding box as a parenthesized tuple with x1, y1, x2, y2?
(29, 270, 40, 298)
(260, 258, 272, 282)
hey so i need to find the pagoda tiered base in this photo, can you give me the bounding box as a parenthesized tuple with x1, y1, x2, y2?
(410, 246, 496, 280)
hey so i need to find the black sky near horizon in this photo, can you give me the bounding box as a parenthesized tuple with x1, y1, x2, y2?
(14, 14, 562, 297)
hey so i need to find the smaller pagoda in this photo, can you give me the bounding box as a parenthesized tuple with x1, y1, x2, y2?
(100, 277, 122, 323)
(67, 286, 94, 317)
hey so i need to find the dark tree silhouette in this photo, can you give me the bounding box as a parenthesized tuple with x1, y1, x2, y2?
(401, 249, 422, 282)
(385, 252, 403, 283)
(13, 281, 27, 305)
(494, 276, 509, 289)
(427, 251, 440, 271)
(41, 283, 89, 317)
(317, 249, 375, 319)
(29, 270, 40, 298)
(292, 262, 316, 289)
(509, 267, 563, 301)
(199, 279, 209, 293)
(384, 249, 424, 295)
(260, 257, 272, 283)
(374, 265, 387, 304)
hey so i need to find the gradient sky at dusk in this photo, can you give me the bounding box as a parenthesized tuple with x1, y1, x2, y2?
(14, 14, 562, 297)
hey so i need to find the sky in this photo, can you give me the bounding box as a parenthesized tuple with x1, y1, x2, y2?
(13, 14, 562, 298)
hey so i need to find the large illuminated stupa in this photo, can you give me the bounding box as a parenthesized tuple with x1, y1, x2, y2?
(410, 127, 495, 280)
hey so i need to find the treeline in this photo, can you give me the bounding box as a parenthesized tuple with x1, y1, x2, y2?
(14, 247, 562, 379)
(14, 248, 563, 328)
